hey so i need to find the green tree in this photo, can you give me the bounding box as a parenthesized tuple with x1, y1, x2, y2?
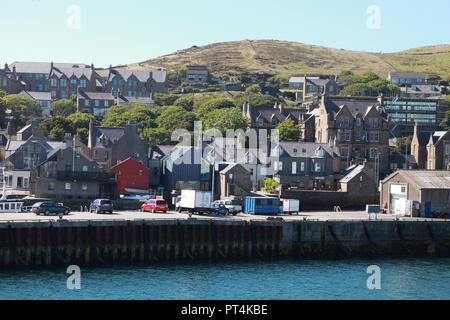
(235, 94, 277, 109)
(101, 104, 129, 127)
(202, 108, 249, 133)
(76, 127, 89, 145)
(276, 119, 301, 142)
(2, 94, 42, 124)
(262, 178, 280, 194)
(41, 116, 74, 136)
(154, 93, 179, 106)
(67, 112, 97, 130)
(394, 136, 412, 155)
(156, 106, 197, 131)
(49, 127, 66, 142)
(196, 98, 235, 118)
(266, 75, 289, 89)
(174, 95, 195, 111)
(245, 84, 261, 94)
(142, 127, 174, 145)
(51, 99, 76, 117)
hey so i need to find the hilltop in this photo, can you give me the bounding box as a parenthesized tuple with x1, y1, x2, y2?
(120, 40, 450, 80)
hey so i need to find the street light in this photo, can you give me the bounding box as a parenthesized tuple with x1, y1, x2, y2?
(211, 123, 218, 203)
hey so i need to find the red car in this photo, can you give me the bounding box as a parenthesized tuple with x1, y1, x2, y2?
(141, 199, 169, 213)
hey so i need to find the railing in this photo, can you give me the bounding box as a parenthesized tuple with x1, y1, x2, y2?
(57, 171, 115, 182)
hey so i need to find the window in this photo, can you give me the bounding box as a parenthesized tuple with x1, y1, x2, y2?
(51, 91, 56, 98)
(61, 91, 66, 99)
(139, 170, 143, 176)
(85, 100, 90, 107)
(48, 183, 55, 190)
(81, 184, 88, 191)
(65, 183, 71, 190)
(104, 100, 109, 107)
(113, 79, 117, 85)
(368, 118, 379, 128)
(259, 119, 264, 126)
(315, 162, 321, 173)
(356, 118, 362, 126)
(70, 79, 77, 88)
(292, 162, 297, 174)
(300, 162, 305, 172)
(51, 78, 58, 87)
(95, 100, 100, 107)
(341, 147, 349, 157)
(369, 148, 379, 159)
(369, 133, 379, 143)
(82, 165, 88, 172)
(60, 79, 67, 88)
(340, 117, 350, 127)
(80, 80, 87, 88)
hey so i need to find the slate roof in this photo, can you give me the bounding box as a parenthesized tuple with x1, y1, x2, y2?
(289, 76, 319, 83)
(10, 62, 89, 74)
(324, 97, 385, 119)
(78, 91, 114, 100)
(340, 165, 364, 183)
(389, 72, 426, 79)
(108, 69, 166, 83)
(270, 142, 339, 158)
(402, 85, 441, 95)
(20, 91, 52, 101)
(50, 65, 93, 79)
(249, 107, 308, 124)
(90, 127, 126, 148)
(118, 95, 154, 105)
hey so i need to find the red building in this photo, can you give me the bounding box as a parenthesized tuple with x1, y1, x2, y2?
(110, 158, 149, 194)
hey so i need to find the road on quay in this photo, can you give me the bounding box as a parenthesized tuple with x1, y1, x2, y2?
(0, 210, 442, 223)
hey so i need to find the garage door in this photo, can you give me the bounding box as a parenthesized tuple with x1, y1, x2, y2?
(390, 184, 407, 215)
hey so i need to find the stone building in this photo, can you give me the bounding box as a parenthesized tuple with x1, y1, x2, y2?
(186, 66, 209, 83)
(411, 124, 450, 170)
(105, 67, 167, 95)
(218, 163, 252, 200)
(312, 95, 390, 174)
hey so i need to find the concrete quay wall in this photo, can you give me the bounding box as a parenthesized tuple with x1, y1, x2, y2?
(0, 219, 449, 268)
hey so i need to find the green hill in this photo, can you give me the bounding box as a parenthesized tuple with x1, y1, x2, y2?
(123, 40, 450, 80)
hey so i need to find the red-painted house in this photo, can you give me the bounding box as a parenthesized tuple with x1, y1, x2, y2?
(110, 158, 149, 194)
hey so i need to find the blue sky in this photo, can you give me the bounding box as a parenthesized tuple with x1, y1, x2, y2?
(1, 0, 449, 68)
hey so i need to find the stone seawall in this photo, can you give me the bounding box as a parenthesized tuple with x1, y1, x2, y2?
(0, 219, 449, 269)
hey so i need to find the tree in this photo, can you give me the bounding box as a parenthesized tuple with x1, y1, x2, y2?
(101, 104, 129, 127)
(156, 106, 197, 131)
(262, 178, 280, 194)
(174, 95, 195, 111)
(266, 76, 289, 89)
(276, 119, 301, 142)
(1, 94, 42, 124)
(41, 116, 74, 136)
(235, 94, 277, 109)
(49, 127, 66, 142)
(245, 84, 261, 94)
(76, 127, 89, 145)
(142, 127, 174, 145)
(202, 108, 249, 133)
(393, 136, 412, 155)
(67, 112, 97, 130)
(51, 99, 76, 117)
(154, 93, 179, 106)
(196, 98, 235, 118)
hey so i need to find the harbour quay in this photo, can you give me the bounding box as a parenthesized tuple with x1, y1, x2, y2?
(0, 211, 449, 269)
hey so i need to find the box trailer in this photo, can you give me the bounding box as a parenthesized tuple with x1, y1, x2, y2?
(175, 190, 228, 216)
(244, 197, 282, 216)
(282, 199, 300, 214)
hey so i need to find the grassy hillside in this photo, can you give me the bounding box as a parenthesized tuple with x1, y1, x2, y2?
(379, 45, 450, 80)
(120, 40, 449, 80)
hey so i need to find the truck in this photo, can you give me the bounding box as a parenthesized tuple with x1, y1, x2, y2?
(175, 190, 229, 217)
(282, 199, 300, 215)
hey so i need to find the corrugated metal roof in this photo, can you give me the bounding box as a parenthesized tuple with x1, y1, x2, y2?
(398, 170, 450, 189)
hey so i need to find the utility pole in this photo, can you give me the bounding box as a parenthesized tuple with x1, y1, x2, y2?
(211, 123, 218, 203)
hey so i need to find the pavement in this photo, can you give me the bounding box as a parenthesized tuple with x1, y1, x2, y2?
(0, 210, 444, 223)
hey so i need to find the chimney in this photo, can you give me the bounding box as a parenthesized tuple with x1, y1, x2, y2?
(278, 103, 284, 114)
(12, 66, 16, 77)
(88, 119, 94, 148)
(273, 102, 278, 109)
(242, 102, 247, 117)
(247, 102, 252, 119)
(91, 63, 94, 70)
(4, 63, 9, 72)
(64, 133, 73, 147)
(109, 64, 112, 73)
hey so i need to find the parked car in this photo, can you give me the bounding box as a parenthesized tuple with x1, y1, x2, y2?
(90, 199, 113, 214)
(141, 199, 168, 213)
(32, 202, 70, 216)
(121, 193, 151, 200)
(212, 200, 242, 215)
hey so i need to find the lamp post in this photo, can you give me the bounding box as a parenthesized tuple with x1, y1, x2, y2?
(211, 123, 218, 203)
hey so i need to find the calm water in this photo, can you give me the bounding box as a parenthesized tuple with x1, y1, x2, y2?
(1, 258, 449, 300)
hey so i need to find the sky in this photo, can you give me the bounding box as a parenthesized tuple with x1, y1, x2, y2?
(0, 0, 449, 68)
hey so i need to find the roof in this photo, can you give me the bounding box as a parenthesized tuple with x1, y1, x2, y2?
(78, 91, 114, 100)
(389, 72, 426, 79)
(90, 127, 126, 148)
(108, 69, 166, 83)
(340, 165, 364, 183)
(10, 62, 89, 74)
(118, 95, 153, 105)
(19, 91, 52, 101)
(111, 157, 148, 171)
(270, 142, 339, 158)
(402, 85, 441, 95)
(220, 163, 239, 174)
(385, 170, 450, 190)
(150, 145, 176, 160)
(289, 76, 319, 83)
(323, 96, 385, 119)
(249, 107, 307, 124)
(50, 65, 93, 79)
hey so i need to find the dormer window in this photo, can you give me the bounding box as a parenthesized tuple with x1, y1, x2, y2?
(259, 119, 264, 127)
(315, 147, 325, 157)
